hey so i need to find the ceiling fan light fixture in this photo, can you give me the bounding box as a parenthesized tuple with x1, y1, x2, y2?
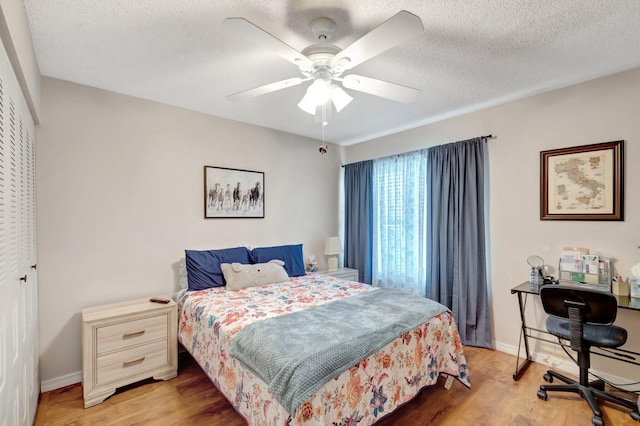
(309, 79, 332, 104)
(330, 86, 353, 112)
(297, 92, 316, 115)
(298, 78, 333, 115)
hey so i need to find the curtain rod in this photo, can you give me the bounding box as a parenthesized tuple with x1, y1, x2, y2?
(341, 133, 494, 167)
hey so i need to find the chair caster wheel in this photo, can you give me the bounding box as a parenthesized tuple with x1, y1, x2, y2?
(537, 389, 547, 400)
(592, 416, 604, 426)
(631, 411, 640, 422)
(543, 373, 553, 383)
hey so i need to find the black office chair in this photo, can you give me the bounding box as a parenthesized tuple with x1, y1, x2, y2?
(537, 285, 640, 426)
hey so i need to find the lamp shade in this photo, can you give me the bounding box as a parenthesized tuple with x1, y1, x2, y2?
(324, 237, 343, 255)
(297, 82, 353, 117)
(298, 79, 331, 114)
(330, 86, 353, 112)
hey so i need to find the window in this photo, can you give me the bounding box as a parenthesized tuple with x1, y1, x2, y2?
(371, 150, 428, 296)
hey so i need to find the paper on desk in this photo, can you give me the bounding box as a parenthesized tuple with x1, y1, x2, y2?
(582, 255, 599, 274)
(561, 250, 582, 260)
(560, 250, 582, 272)
(631, 262, 640, 278)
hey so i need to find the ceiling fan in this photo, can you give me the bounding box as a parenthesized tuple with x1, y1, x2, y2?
(223, 10, 424, 123)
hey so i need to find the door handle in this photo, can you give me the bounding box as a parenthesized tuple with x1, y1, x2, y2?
(19, 275, 27, 283)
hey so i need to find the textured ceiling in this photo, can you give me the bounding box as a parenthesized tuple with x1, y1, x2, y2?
(24, 1, 640, 145)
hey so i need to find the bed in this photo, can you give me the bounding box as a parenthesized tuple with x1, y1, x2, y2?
(176, 246, 470, 425)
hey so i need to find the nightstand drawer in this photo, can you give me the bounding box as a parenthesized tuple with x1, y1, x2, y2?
(330, 270, 357, 280)
(97, 315, 168, 354)
(317, 268, 359, 282)
(96, 339, 168, 385)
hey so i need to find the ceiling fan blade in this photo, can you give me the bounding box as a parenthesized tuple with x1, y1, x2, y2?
(227, 77, 309, 101)
(341, 74, 420, 103)
(223, 18, 313, 69)
(331, 10, 424, 72)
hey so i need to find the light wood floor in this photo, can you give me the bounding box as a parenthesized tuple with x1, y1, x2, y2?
(35, 346, 640, 425)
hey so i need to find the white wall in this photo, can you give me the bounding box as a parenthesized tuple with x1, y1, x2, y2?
(347, 67, 640, 382)
(36, 77, 344, 387)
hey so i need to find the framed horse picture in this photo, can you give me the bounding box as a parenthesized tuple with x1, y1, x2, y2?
(204, 166, 264, 218)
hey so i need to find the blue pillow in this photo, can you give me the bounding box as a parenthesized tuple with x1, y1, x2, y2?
(185, 247, 252, 290)
(251, 244, 305, 277)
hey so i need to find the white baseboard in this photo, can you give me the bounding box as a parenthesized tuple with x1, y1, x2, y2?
(494, 340, 636, 392)
(495, 340, 578, 375)
(41, 371, 82, 393)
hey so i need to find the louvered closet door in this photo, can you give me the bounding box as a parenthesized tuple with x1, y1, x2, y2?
(0, 37, 38, 426)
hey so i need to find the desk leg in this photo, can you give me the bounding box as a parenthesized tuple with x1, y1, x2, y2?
(513, 292, 532, 380)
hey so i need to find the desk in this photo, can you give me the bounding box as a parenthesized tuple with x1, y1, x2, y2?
(511, 282, 640, 381)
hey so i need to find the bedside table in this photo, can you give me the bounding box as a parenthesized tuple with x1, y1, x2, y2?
(317, 267, 359, 282)
(81, 296, 178, 408)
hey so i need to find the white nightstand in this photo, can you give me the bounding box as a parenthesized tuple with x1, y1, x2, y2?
(82, 296, 178, 408)
(317, 267, 359, 282)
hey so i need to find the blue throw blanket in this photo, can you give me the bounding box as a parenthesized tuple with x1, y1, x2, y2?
(230, 288, 449, 414)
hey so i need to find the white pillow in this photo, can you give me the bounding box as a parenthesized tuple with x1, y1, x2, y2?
(178, 257, 188, 289)
(222, 260, 289, 291)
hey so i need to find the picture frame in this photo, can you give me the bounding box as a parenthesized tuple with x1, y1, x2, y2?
(204, 166, 264, 219)
(540, 140, 624, 221)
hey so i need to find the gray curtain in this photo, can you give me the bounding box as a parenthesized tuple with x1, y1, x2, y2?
(344, 160, 373, 284)
(426, 138, 492, 348)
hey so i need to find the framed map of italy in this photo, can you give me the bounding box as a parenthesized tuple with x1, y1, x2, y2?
(540, 140, 624, 221)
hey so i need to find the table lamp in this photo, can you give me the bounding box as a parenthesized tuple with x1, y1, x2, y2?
(324, 236, 342, 271)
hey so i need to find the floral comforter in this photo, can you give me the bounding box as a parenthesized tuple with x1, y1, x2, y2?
(176, 274, 470, 426)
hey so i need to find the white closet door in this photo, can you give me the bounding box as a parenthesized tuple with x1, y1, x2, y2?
(0, 36, 38, 426)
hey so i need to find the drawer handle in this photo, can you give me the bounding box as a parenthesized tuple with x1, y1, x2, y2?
(122, 330, 145, 339)
(122, 357, 146, 368)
